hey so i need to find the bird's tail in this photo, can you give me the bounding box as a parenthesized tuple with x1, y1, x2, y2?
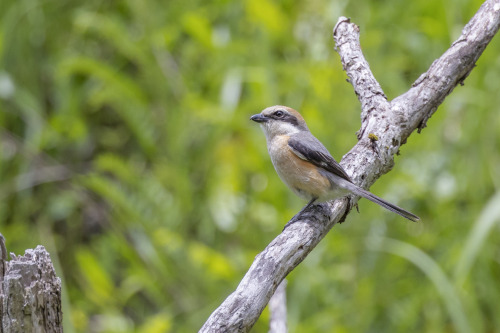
(349, 185, 420, 222)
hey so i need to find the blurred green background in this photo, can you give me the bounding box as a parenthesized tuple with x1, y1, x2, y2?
(1, 0, 500, 332)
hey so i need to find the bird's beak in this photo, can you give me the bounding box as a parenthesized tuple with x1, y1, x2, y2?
(250, 114, 268, 123)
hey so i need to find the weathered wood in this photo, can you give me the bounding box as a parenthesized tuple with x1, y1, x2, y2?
(200, 1, 500, 332)
(0, 235, 63, 333)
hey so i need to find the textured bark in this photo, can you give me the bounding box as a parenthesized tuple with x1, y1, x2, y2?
(200, 1, 500, 332)
(0, 235, 63, 333)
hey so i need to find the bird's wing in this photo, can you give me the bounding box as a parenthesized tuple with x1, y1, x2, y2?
(288, 135, 353, 182)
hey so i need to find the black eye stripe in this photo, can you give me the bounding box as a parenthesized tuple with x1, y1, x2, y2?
(285, 116, 299, 127)
(273, 113, 297, 125)
(266, 110, 300, 126)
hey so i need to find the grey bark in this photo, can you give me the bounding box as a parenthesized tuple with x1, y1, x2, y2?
(0, 234, 63, 333)
(268, 280, 287, 333)
(200, 1, 500, 332)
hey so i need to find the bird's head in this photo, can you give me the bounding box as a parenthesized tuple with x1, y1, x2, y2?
(250, 105, 309, 140)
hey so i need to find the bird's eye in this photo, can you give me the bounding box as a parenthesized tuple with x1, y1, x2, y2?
(274, 110, 284, 118)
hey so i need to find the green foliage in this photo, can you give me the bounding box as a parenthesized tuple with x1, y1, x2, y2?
(1, 0, 500, 332)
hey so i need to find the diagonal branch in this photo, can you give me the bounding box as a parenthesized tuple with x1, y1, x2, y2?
(333, 17, 389, 141)
(200, 1, 500, 332)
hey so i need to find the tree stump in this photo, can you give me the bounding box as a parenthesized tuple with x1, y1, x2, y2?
(0, 234, 63, 332)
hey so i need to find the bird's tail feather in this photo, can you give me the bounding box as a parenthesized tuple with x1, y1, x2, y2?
(350, 185, 420, 222)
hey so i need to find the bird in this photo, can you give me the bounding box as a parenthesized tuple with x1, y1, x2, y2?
(250, 105, 419, 223)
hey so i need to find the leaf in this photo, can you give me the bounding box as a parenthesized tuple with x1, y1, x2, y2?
(367, 237, 472, 333)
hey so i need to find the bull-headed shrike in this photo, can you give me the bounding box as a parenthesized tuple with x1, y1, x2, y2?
(251, 105, 419, 222)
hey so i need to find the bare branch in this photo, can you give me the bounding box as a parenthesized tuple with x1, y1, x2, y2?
(200, 1, 500, 331)
(268, 280, 288, 333)
(333, 17, 389, 140)
(200, 200, 346, 332)
(394, 0, 500, 132)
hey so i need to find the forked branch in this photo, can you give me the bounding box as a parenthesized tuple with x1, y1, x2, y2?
(200, 1, 500, 331)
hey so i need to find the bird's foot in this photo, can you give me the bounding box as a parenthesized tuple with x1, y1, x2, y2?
(283, 212, 300, 231)
(282, 198, 317, 231)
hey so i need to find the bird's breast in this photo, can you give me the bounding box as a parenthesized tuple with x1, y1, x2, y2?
(268, 135, 335, 201)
